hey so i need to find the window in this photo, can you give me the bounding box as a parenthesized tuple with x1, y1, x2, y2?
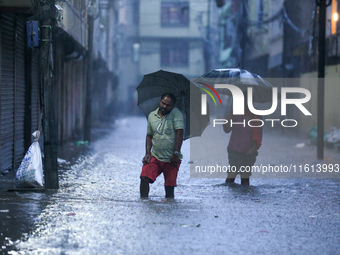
(161, 41, 189, 66)
(161, 2, 189, 27)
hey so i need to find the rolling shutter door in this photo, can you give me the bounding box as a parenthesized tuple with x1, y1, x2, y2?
(14, 15, 26, 169)
(0, 13, 15, 173)
(0, 14, 27, 172)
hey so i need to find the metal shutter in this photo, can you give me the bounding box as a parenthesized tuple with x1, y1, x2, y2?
(14, 15, 26, 169)
(0, 14, 27, 172)
(0, 13, 15, 173)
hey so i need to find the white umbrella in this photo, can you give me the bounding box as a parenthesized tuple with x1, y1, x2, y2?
(193, 68, 277, 103)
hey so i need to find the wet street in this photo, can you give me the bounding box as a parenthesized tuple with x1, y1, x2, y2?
(1, 117, 340, 255)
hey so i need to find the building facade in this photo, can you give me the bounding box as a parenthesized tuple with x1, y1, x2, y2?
(117, 0, 219, 113)
(0, 0, 117, 178)
(217, 0, 340, 133)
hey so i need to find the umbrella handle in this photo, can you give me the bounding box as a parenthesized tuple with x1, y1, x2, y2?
(156, 116, 167, 135)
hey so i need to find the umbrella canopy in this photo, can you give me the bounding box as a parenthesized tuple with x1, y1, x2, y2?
(193, 68, 276, 103)
(137, 70, 210, 140)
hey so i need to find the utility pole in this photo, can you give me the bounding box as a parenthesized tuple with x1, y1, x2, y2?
(240, 0, 249, 69)
(84, 15, 94, 142)
(316, 0, 331, 160)
(40, 0, 59, 189)
(204, 0, 212, 73)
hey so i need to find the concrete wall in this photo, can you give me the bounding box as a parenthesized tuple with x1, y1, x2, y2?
(139, 0, 206, 38)
(138, 0, 206, 78)
(58, 1, 88, 49)
(139, 40, 204, 77)
(116, 0, 140, 114)
(55, 41, 87, 143)
(298, 65, 340, 134)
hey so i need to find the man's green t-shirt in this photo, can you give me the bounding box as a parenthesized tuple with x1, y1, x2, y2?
(147, 107, 184, 162)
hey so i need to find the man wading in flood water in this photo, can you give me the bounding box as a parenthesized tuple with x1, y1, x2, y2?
(223, 94, 263, 185)
(140, 93, 184, 198)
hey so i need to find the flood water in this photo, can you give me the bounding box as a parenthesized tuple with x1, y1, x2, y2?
(1, 117, 339, 254)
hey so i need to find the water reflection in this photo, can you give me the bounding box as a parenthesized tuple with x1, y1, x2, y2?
(0, 191, 50, 253)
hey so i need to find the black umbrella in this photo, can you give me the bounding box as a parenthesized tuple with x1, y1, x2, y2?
(137, 70, 210, 140)
(193, 68, 277, 103)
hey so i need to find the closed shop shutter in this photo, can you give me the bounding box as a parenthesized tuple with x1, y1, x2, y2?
(14, 15, 26, 169)
(0, 13, 15, 173)
(0, 13, 27, 172)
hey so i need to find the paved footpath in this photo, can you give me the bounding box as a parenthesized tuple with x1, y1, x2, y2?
(1, 117, 339, 255)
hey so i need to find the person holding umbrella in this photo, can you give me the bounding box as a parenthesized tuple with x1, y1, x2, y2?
(222, 93, 263, 185)
(140, 93, 184, 198)
(194, 68, 275, 184)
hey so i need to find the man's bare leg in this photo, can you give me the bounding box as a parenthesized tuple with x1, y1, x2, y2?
(165, 186, 174, 198)
(140, 176, 152, 198)
(225, 172, 237, 183)
(240, 175, 250, 185)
